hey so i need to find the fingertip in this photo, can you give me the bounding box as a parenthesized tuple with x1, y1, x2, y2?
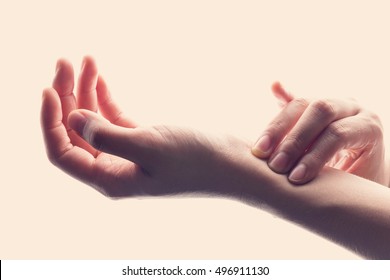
(81, 55, 97, 71)
(41, 87, 62, 130)
(96, 75, 110, 104)
(68, 109, 110, 128)
(68, 111, 88, 136)
(271, 83, 283, 96)
(53, 58, 74, 93)
(42, 87, 54, 98)
(41, 87, 60, 105)
(271, 81, 282, 92)
(97, 74, 107, 85)
(55, 58, 72, 73)
(252, 135, 273, 158)
(271, 81, 294, 105)
(251, 146, 268, 158)
(96, 75, 108, 92)
(288, 163, 310, 184)
(83, 55, 95, 62)
(69, 109, 134, 156)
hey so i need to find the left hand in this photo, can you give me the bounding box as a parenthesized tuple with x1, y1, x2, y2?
(252, 82, 388, 185)
(41, 56, 244, 198)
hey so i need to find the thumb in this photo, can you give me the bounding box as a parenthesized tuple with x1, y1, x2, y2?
(68, 109, 150, 166)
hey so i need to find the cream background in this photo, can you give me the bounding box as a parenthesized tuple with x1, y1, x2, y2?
(1, 0, 389, 259)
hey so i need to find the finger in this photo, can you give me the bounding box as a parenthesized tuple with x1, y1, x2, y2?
(252, 97, 310, 158)
(52, 58, 98, 155)
(272, 82, 294, 107)
(268, 98, 360, 174)
(52, 58, 76, 130)
(68, 109, 153, 168)
(96, 75, 137, 128)
(288, 112, 383, 184)
(77, 56, 98, 111)
(41, 88, 95, 182)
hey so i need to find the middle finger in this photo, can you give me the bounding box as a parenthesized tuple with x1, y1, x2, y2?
(77, 56, 98, 112)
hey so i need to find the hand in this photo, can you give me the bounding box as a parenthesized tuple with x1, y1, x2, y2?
(41, 60, 390, 258)
(41, 57, 234, 198)
(252, 82, 388, 185)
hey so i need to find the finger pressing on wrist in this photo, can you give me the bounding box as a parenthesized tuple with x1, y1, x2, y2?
(252, 135, 273, 158)
(288, 163, 310, 184)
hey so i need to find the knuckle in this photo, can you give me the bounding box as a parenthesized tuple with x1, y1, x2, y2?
(373, 124, 384, 139)
(281, 135, 306, 155)
(369, 111, 382, 123)
(310, 99, 335, 120)
(268, 119, 285, 132)
(365, 111, 384, 130)
(303, 150, 326, 167)
(85, 124, 104, 151)
(291, 97, 310, 108)
(302, 146, 333, 169)
(327, 122, 348, 141)
(366, 115, 383, 139)
(112, 111, 125, 124)
(355, 111, 384, 142)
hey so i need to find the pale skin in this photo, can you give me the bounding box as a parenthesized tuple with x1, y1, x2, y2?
(41, 57, 390, 259)
(252, 83, 390, 186)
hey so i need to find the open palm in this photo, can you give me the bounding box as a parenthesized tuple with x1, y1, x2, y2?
(41, 57, 157, 197)
(41, 57, 230, 198)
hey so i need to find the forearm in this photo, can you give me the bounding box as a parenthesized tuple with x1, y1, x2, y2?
(215, 136, 390, 259)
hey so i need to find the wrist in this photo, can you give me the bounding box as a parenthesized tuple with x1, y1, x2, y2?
(208, 135, 270, 203)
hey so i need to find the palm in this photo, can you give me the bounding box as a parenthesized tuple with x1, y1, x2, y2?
(41, 57, 149, 196)
(93, 153, 148, 196)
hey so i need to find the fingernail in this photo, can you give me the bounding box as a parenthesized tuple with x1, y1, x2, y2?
(269, 152, 290, 173)
(68, 112, 88, 136)
(289, 164, 307, 182)
(252, 135, 272, 157)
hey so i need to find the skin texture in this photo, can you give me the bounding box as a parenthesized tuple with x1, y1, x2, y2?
(252, 82, 389, 186)
(41, 57, 390, 259)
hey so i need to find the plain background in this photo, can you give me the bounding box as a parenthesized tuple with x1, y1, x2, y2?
(1, 0, 390, 259)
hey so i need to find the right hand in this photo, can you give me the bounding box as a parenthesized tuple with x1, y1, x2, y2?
(252, 82, 388, 186)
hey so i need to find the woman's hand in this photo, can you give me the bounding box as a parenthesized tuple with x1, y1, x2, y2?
(252, 82, 388, 185)
(41, 57, 235, 198)
(41, 58, 390, 258)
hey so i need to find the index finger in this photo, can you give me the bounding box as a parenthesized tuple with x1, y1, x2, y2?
(77, 56, 98, 112)
(252, 97, 309, 158)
